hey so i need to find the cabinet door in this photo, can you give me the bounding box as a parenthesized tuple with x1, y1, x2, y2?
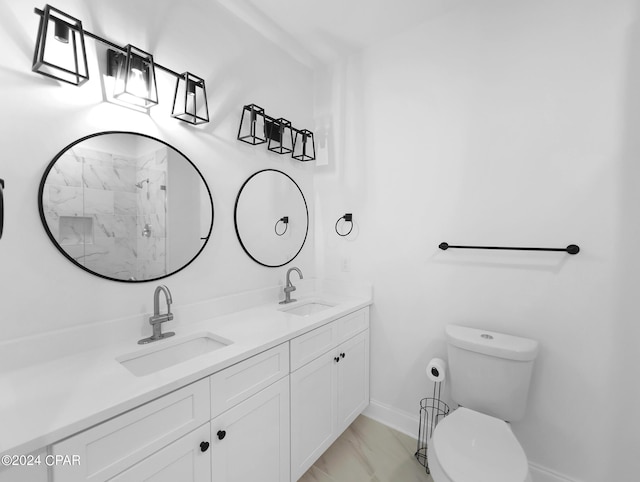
(210, 377, 290, 482)
(109, 423, 211, 482)
(336, 330, 370, 432)
(290, 351, 337, 481)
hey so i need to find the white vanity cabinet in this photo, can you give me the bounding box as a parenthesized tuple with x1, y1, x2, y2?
(50, 342, 290, 482)
(290, 308, 370, 481)
(22, 304, 370, 482)
(112, 356, 291, 482)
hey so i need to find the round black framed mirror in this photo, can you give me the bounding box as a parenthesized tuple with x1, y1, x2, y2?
(234, 169, 308, 267)
(38, 131, 214, 282)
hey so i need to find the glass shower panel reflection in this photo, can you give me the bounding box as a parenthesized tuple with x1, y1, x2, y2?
(43, 145, 168, 281)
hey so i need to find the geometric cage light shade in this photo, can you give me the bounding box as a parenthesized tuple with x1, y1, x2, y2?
(172, 72, 209, 125)
(237, 104, 267, 145)
(292, 129, 316, 162)
(107, 45, 158, 109)
(32, 4, 89, 86)
(267, 118, 294, 155)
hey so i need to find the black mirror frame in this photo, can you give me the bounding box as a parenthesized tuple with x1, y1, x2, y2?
(234, 169, 309, 268)
(38, 131, 215, 283)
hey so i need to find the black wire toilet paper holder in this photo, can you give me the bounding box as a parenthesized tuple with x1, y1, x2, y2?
(415, 380, 450, 474)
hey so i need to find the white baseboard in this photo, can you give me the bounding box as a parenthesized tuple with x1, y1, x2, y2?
(362, 399, 420, 439)
(529, 462, 582, 482)
(364, 399, 583, 482)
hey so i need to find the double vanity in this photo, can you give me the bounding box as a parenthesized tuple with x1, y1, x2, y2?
(0, 282, 371, 482)
(1, 130, 367, 482)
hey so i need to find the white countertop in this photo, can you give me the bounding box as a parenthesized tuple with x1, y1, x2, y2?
(0, 289, 371, 457)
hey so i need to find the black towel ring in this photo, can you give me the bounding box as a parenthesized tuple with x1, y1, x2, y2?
(335, 213, 353, 237)
(274, 216, 289, 236)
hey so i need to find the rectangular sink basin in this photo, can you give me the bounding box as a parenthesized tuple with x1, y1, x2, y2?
(118, 332, 232, 376)
(280, 301, 335, 317)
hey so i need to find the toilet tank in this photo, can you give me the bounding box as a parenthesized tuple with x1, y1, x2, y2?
(446, 324, 539, 422)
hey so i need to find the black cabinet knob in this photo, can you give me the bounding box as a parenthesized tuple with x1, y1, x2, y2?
(200, 441, 209, 452)
(217, 430, 227, 440)
(340, 352, 345, 358)
(334, 356, 340, 363)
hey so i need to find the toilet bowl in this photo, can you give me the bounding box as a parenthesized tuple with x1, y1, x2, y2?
(429, 407, 532, 482)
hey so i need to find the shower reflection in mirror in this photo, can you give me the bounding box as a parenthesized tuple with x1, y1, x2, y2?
(39, 132, 214, 282)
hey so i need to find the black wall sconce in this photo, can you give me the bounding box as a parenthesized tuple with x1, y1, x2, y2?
(171, 72, 209, 125)
(107, 46, 158, 108)
(274, 216, 289, 236)
(237, 104, 316, 161)
(238, 104, 267, 145)
(32, 5, 89, 86)
(32, 4, 209, 125)
(268, 118, 294, 155)
(292, 129, 315, 162)
(335, 213, 353, 237)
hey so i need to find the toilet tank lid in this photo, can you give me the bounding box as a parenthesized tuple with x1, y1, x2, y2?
(446, 325, 539, 361)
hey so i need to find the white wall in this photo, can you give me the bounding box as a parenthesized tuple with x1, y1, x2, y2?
(0, 0, 315, 341)
(314, 0, 640, 480)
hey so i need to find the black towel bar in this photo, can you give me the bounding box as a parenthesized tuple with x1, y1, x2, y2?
(439, 242, 579, 255)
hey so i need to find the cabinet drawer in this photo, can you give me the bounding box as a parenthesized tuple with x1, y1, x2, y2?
(337, 308, 369, 343)
(290, 322, 338, 371)
(51, 378, 209, 482)
(109, 423, 211, 482)
(210, 343, 289, 418)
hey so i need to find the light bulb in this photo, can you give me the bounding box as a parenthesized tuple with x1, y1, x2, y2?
(187, 80, 196, 97)
(53, 20, 69, 43)
(128, 67, 148, 98)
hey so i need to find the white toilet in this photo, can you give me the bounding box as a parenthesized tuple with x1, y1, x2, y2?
(429, 324, 539, 482)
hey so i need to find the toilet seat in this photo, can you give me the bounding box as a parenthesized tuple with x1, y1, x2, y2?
(431, 407, 529, 482)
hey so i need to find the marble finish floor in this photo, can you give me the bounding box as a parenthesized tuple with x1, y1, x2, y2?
(299, 415, 434, 482)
